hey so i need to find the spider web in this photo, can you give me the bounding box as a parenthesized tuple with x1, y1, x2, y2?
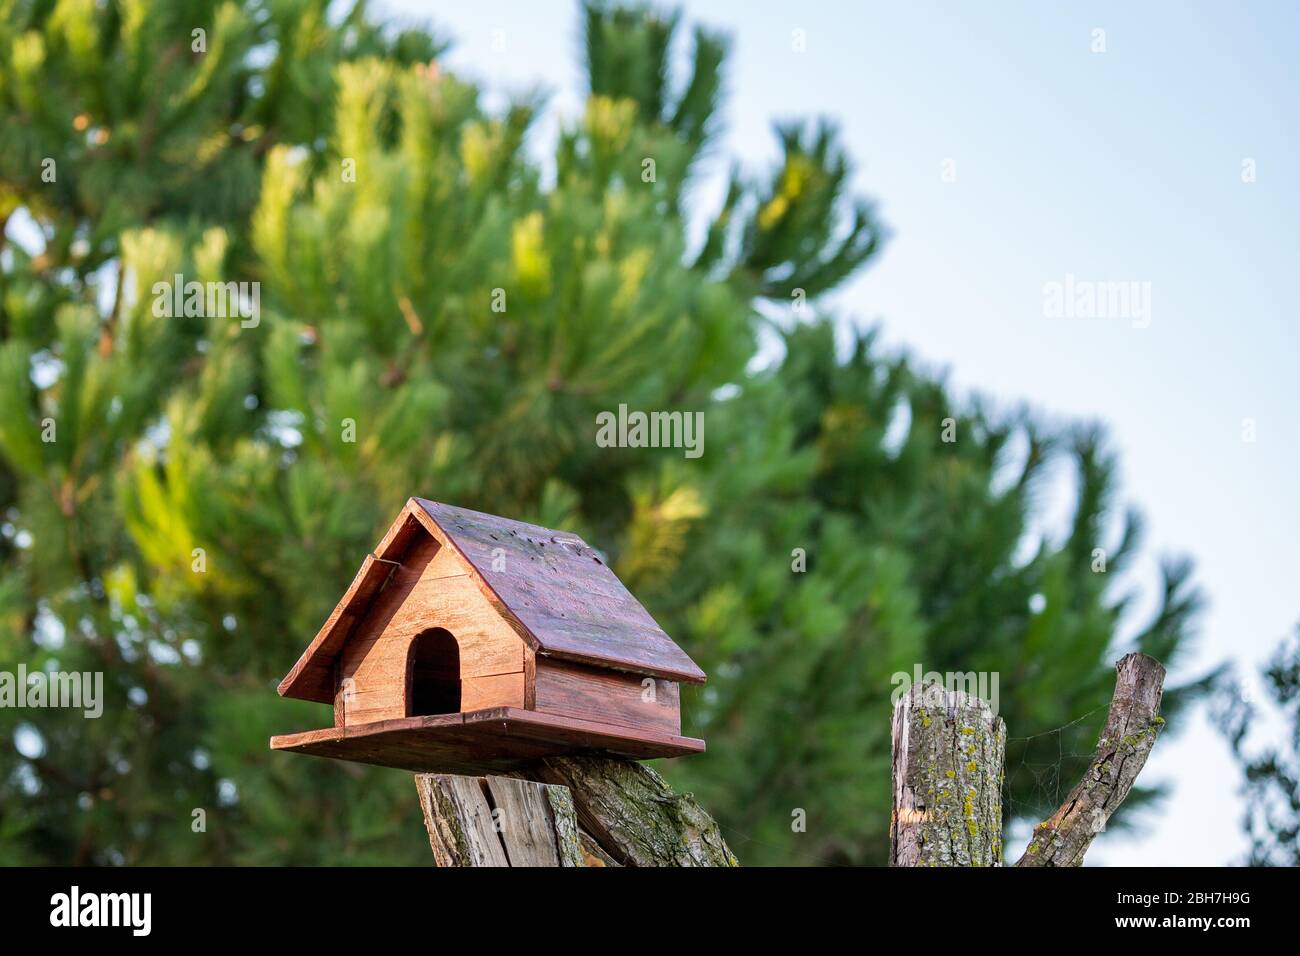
(1002, 705, 1107, 834)
(719, 704, 1113, 866)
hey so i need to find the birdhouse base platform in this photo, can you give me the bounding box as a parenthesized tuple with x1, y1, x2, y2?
(269, 707, 706, 774)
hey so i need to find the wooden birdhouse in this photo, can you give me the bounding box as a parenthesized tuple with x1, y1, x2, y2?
(270, 498, 706, 773)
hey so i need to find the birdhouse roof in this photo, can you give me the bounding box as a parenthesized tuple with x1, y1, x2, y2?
(278, 498, 706, 704)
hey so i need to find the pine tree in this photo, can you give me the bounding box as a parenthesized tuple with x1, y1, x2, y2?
(1215, 626, 1300, 866)
(0, 0, 1203, 865)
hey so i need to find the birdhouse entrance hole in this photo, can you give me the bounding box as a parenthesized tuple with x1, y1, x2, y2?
(407, 628, 461, 716)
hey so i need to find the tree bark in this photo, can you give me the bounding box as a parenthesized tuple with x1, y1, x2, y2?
(889, 653, 1166, 867)
(417, 755, 737, 867)
(522, 755, 739, 867)
(1015, 652, 1166, 866)
(415, 773, 583, 867)
(890, 682, 1007, 866)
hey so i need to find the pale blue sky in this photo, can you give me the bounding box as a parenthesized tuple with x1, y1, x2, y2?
(383, 0, 1300, 865)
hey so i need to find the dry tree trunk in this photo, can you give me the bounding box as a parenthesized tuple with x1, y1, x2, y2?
(890, 652, 1166, 868)
(420, 653, 1164, 867)
(890, 682, 1007, 866)
(523, 756, 739, 866)
(1016, 653, 1166, 866)
(416, 755, 738, 867)
(415, 773, 584, 867)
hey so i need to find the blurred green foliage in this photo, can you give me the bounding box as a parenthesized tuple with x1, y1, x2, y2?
(0, 0, 1203, 865)
(1215, 625, 1300, 866)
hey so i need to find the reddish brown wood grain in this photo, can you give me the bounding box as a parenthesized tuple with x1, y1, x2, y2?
(273, 499, 709, 772)
(414, 499, 706, 684)
(278, 508, 426, 703)
(336, 535, 525, 723)
(278, 499, 705, 711)
(533, 659, 681, 735)
(269, 708, 704, 773)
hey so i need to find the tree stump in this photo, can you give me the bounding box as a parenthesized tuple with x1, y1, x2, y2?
(417, 755, 738, 867)
(890, 682, 1007, 866)
(890, 653, 1166, 867)
(415, 774, 584, 867)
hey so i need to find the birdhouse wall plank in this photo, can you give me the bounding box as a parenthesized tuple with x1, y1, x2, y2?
(533, 659, 681, 735)
(461, 672, 526, 711)
(338, 535, 526, 723)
